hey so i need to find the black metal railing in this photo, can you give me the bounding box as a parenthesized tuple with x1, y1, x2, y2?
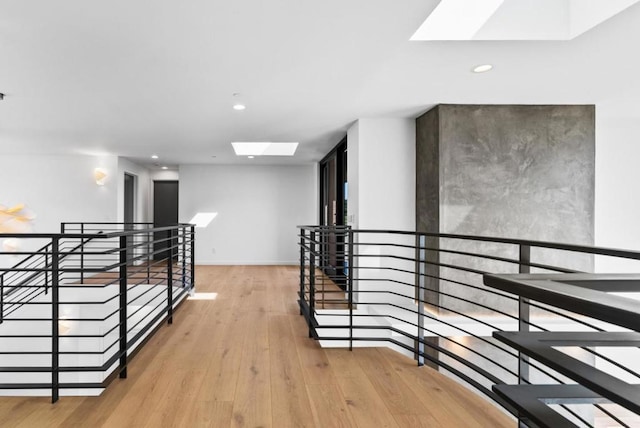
(298, 226, 640, 428)
(0, 222, 195, 402)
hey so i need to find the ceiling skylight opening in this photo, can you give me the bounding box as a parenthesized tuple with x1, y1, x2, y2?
(411, 0, 505, 41)
(411, 0, 640, 41)
(231, 142, 299, 157)
(473, 64, 493, 73)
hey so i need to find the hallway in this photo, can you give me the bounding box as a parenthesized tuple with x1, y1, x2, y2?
(0, 266, 513, 427)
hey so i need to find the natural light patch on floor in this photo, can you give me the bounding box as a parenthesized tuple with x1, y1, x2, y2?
(187, 292, 218, 301)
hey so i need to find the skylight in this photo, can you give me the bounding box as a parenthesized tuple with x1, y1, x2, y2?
(231, 142, 299, 156)
(411, 0, 504, 41)
(411, 0, 640, 41)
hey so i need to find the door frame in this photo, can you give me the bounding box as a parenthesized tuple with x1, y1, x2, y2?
(319, 137, 347, 287)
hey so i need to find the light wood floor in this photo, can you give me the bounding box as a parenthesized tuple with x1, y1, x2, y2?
(0, 265, 514, 428)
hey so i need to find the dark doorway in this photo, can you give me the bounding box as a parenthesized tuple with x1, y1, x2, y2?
(153, 180, 179, 261)
(319, 137, 347, 288)
(124, 174, 135, 224)
(124, 173, 136, 264)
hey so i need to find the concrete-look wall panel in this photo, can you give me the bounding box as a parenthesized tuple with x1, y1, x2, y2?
(438, 104, 594, 244)
(416, 104, 595, 315)
(415, 106, 440, 235)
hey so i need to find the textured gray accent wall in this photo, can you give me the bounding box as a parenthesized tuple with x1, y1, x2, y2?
(437, 104, 594, 242)
(416, 107, 441, 307)
(416, 104, 595, 315)
(416, 107, 440, 235)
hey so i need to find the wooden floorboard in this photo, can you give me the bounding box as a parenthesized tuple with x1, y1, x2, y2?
(0, 265, 514, 427)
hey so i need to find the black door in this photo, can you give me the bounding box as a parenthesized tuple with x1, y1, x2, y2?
(153, 181, 179, 261)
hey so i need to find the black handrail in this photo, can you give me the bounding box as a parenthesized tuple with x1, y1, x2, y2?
(297, 225, 640, 261)
(298, 226, 640, 427)
(1, 233, 105, 302)
(0, 222, 196, 403)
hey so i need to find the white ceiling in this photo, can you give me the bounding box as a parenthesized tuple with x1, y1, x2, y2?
(1, 0, 639, 168)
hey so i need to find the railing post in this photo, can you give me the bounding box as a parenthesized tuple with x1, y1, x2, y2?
(299, 229, 306, 316)
(190, 226, 195, 293)
(309, 230, 316, 338)
(80, 224, 85, 284)
(45, 250, 50, 295)
(167, 229, 174, 325)
(119, 235, 128, 379)
(415, 233, 426, 366)
(146, 230, 151, 284)
(518, 243, 531, 427)
(347, 228, 354, 351)
(181, 227, 187, 288)
(51, 237, 60, 403)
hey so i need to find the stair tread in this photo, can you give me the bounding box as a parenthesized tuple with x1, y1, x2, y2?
(493, 384, 605, 428)
(494, 331, 640, 414)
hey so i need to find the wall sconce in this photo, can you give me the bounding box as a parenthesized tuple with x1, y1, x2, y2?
(94, 168, 108, 186)
(2, 238, 20, 253)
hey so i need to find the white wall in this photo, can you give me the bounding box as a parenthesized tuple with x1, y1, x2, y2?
(0, 154, 118, 234)
(150, 170, 179, 182)
(0, 154, 118, 267)
(347, 121, 360, 228)
(117, 158, 152, 224)
(347, 118, 416, 230)
(595, 113, 640, 271)
(179, 164, 317, 265)
(346, 118, 416, 305)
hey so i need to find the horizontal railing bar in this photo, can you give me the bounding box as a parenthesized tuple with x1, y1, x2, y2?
(299, 226, 640, 260)
(300, 227, 640, 425)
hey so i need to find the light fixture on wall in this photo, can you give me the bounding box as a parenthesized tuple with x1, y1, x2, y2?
(0, 93, 4, 100)
(232, 92, 246, 111)
(0, 203, 35, 234)
(472, 64, 493, 73)
(94, 168, 108, 186)
(2, 238, 20, 253)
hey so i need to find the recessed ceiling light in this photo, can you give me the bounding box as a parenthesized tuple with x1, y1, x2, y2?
(473, 64, 493, 73)
(233, 104, 246, 111)
(248, 156, 255, 159)
(151, 154, 159, 159)
(231, 142, 299, 156)
(161, 166, 168, 170)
